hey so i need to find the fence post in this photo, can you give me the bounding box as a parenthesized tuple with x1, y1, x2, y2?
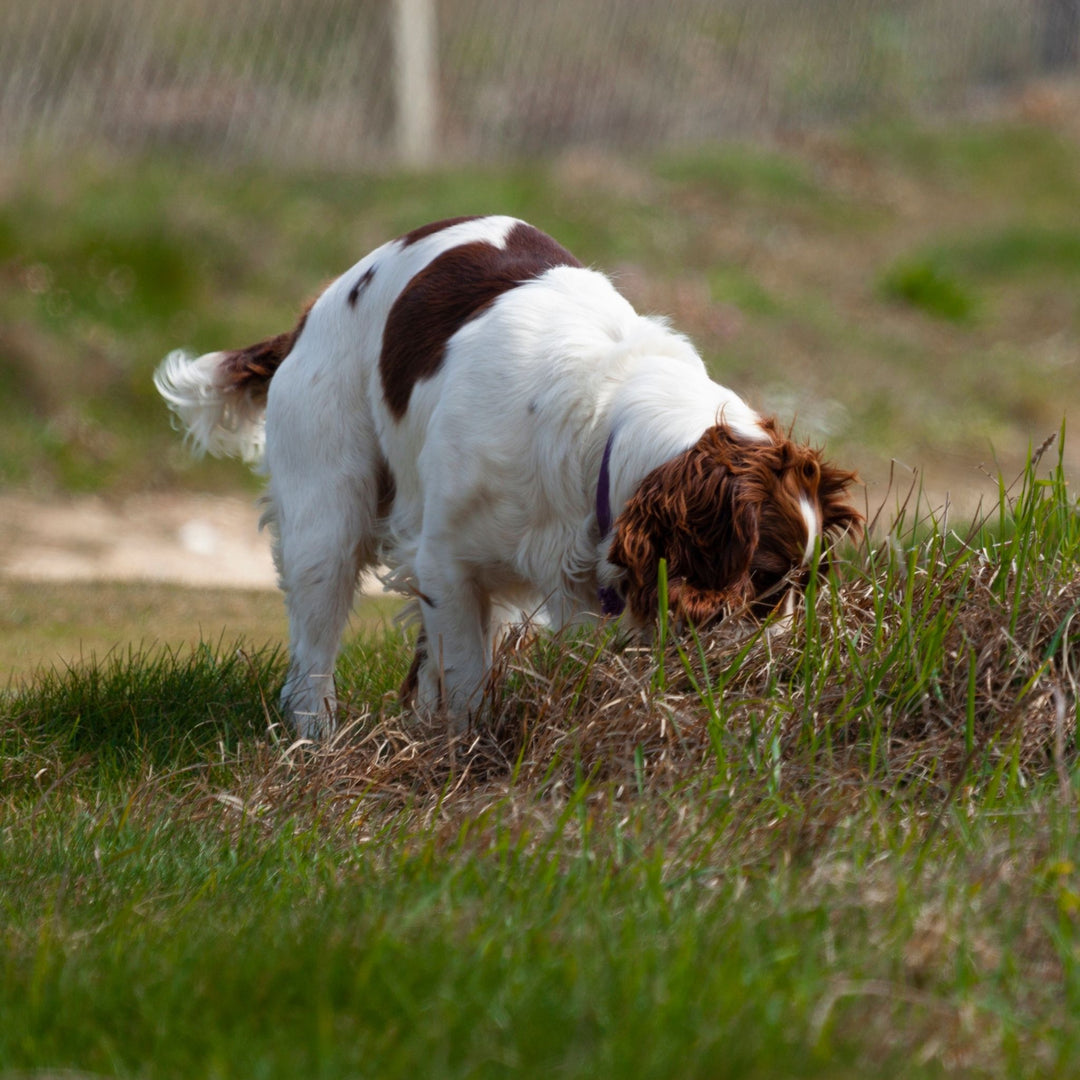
(393, 0, 438, 166)
(1039, 0, 1080, 69)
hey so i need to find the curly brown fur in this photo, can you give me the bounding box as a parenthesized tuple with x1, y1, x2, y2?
(608, 419, 861, 625)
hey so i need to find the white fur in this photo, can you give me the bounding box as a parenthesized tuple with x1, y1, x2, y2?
(155, 216, 777, 738)
(154, 349, 266, 463)
(798, 495, 820, 565)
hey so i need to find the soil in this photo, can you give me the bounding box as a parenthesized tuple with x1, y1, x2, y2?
(0, 492, 391, 594)
(0, 492, 280, 588)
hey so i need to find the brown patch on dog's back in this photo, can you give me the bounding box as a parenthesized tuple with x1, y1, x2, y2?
(380, 222, 582, 419)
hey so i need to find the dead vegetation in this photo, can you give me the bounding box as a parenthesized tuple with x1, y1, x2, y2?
(5, 436, 1076, 856)
(207, 443, 1078, 834)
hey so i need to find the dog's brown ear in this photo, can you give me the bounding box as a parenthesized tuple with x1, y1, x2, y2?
(608, 436, 761, 624)
(606, 482, 667, 622)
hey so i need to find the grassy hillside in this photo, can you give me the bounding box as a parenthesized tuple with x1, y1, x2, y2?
(3, 106, 1080, 1077)
(1, 108, 1079, 505)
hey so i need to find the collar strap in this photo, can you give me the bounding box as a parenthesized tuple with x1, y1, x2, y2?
(597, 430, 616, 537)
(596, 430, 625, 616)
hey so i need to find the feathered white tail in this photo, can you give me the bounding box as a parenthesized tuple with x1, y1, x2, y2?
(153, 350, 267, 464)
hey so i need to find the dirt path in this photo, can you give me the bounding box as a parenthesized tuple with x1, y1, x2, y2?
(0, 492, 281, 588)
(0, 493, 403, 678)
(0, 492, 381, 593)
(1, 492, 393, 594)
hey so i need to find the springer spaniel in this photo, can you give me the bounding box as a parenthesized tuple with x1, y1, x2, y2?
(155, 216, 860, 738)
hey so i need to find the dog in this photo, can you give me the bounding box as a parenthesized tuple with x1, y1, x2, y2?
(155, 215, 860, 738)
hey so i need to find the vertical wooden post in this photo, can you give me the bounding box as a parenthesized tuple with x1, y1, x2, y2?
(1040, 0, 1080, 70)
(393, 0, 438, 166)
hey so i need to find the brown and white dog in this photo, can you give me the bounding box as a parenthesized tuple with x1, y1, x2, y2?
(155, 216, 860, 738)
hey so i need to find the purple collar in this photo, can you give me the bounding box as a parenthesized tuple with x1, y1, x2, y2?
(596, 431, 625, 616)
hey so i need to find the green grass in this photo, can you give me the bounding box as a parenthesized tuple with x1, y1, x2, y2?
(879, 224, 1080, 323)
(3, 445, 1079, 1077)
(11, 796, 1069, 1079)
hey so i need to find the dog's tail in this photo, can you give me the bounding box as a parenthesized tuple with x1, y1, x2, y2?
(153, 327, 298, 464)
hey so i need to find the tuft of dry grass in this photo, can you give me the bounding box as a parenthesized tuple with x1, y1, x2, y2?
(192, 433, 1077, 839)
(5, 433, 1074, 862)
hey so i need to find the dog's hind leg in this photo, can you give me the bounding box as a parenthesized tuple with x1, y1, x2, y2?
(263, 378, 387, 741)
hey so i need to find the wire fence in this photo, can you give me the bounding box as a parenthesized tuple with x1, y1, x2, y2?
(1, 0, 1077, 168)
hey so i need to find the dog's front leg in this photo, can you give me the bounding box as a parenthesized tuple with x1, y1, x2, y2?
(281, 662, 338, 742)
(412, 548, 491, 730)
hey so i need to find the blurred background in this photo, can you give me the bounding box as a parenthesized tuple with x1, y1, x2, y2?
(4, 0, 1079, 164)
(0, 0, 1078, 636)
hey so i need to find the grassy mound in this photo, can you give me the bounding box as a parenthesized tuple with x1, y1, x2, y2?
(2, 440, 1078, 1078)
(6, 433, 1077, 808)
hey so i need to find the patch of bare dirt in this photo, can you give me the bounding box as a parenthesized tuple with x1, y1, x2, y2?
(0, 493, 390, 593)
(0, 493, 280, 588)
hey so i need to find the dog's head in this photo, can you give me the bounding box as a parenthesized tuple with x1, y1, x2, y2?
(607, 419, 861, 626)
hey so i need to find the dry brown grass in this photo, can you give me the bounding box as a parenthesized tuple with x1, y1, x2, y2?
(8, 443, 1075, 868)
(216, 516, 1078, 832)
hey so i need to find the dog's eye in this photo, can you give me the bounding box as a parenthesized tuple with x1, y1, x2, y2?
(801, 459, 819, 483)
